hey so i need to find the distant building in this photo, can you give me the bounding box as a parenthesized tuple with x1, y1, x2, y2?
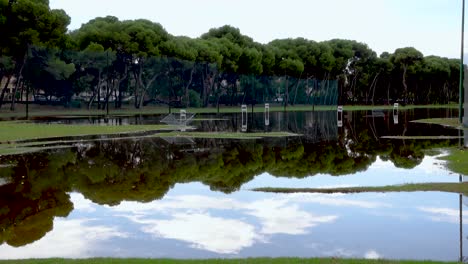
(1, 76, 35, 102)
(0, 76, 17, 102)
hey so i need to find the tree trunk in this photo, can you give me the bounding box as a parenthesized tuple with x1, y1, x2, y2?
(184, 66, 195, 108)
(0, 75, 12, 108)
(10, 76, 23, 111)
(370, 72, 381, 105)
(284, 76, 289, 111)
(10, 54, 27, 111)
(87, 92, 96, 110)
(137, 71, 160, 109)
(402, 65, 408, 104)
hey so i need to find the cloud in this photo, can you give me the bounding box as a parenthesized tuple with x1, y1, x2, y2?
(0, 219, 128, 259)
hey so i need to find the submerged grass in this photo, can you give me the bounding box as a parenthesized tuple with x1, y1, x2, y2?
(0, 258, 456, 264)
(253, 182, 468, 195)
(381, 136, 462, 140)
(412, 118, 466, 129)
(0, 121, 174, 143)
(0, 121, 299, 155)
(0, 104, 458, 119)
(157, 131, 299, 139)
(0, 121, 298, 143)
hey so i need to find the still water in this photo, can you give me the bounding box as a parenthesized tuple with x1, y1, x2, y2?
(0, 109, 466, 261)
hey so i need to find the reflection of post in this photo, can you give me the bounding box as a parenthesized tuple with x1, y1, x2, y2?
(180, 109, 187, 132)
(265, 103, 270, 126)
(241, 104, 248, 132)
(337, 106, 343, 128)
(465, 129, 468, 148)
(393, 103, 399, 125)
(464, 67, 468, 126)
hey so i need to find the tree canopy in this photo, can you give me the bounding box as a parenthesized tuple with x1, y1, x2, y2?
(0, 1, 463, 110)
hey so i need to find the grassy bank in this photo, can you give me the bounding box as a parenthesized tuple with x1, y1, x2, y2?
(0, 258, 456, 264)
(0, 104, 458, 118)
(253, 182, 468, 195)
(440, 148, 468, 175)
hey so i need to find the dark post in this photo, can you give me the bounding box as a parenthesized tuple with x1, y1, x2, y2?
(25, 45, 30, 119)
(106, 50, 110, 116)
(460, 0, 465, 124)
(25, 84, 29, 119)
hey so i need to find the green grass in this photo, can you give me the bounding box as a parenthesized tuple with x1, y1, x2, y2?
(0, 104, 458, 118)
(0, 258, 456, 264)
(253, 182, 468, 195)
(439, 148, 468, 175)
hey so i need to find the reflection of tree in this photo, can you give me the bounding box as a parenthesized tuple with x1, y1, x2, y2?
(0, 158, 73, 247)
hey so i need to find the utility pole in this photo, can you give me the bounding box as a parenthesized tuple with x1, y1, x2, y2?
(460, 0, 465, 124)
(106, 50, 110, 116)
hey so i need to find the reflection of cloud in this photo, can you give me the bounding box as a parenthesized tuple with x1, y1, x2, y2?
(0, 178, 10, 186)
(364, 250, 382, 259)
(288, 193, 391, 209)
(110, 195, 242, 214)
(0, 219, 128, 259)
(245, 199, 337, 235)
(112, 194, 339, 254)
(316, 184, 359, 189)
(138, 213, 258, 254)
(71, 193, 96, 213)
(418, 207, 468, 224)
(323, 247, 355, 258)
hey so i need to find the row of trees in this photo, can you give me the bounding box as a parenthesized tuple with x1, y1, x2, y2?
(0, 0, 463, 111)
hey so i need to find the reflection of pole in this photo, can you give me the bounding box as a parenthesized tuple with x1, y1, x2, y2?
(465, 129, 468, 147)
(460, 193, 463, 262)
(460, 174, 463, 262)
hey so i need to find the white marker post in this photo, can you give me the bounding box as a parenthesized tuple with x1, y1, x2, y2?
(180, 109, 187, 131)
(241, 104, 248, 132)
(337, 106, 343, 128)
(393, 103, 399, 124)
(264, 103, 270, 126)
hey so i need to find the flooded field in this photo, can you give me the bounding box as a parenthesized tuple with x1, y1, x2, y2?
(0, 108, 467, 261)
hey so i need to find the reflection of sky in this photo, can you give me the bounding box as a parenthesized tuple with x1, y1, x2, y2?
(1, 183, 467, 261)
(243, 155, 457, 189)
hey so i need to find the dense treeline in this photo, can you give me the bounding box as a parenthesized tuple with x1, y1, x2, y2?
(0, 0, 462, 111)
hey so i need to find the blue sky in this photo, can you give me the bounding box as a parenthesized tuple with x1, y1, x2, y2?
(50, 0, 463, 59)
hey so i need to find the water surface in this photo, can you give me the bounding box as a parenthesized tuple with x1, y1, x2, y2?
(0, 108, 466, 261)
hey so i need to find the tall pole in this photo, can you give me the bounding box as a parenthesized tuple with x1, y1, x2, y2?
(460, 0, 465, 124)
(106, 50, 109, 116)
